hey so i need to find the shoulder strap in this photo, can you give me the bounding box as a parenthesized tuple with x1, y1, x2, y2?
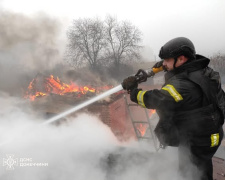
(188, 69, 213, 106)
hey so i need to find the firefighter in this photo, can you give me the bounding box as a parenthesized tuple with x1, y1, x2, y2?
(122, 37, 224, 180)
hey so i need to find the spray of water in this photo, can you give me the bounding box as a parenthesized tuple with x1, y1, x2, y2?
(41, 85, 123, 125)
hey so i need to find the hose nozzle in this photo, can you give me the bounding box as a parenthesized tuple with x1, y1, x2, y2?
(152, 66, 164, 74)
(145, 66, 164, 78)
(135, 66, 164, 83)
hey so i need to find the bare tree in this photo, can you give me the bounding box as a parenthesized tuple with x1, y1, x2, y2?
(65, 16, 142, 74)
(210, 53, 225, 72)
(210, 53, 225, 82)
(66, 18, 106, 69)
(105, 15, 142, 68)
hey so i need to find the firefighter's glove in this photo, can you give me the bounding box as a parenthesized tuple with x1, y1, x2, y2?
(152, 60, 163, 68)
(122, 76, 138, 93)
(130, 88, 141, 103)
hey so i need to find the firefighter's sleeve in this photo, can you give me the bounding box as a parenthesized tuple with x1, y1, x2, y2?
(130, 84, 184, 110)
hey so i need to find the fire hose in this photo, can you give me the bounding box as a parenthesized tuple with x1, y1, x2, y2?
(42, 66, 164, 125)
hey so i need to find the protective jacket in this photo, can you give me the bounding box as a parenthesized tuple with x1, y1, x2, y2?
(130, 55, 224, 147)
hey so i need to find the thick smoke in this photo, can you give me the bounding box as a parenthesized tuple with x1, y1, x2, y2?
(0, 10, 65, 96)
(0, 95, 197, 180)
(0, 10, 63, 69)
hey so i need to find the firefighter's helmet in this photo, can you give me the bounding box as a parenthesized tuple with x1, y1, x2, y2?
(159, 37, 196, 60)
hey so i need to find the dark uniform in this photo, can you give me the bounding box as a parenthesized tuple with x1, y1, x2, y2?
(129, 55, 224, 180)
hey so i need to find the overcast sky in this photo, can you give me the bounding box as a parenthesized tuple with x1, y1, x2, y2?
(1, 0, 225, 60)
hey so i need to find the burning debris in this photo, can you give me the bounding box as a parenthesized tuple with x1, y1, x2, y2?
(134, 109, 156, 138)
(24, 73, 115, 101)
(135, 123, 149, 137)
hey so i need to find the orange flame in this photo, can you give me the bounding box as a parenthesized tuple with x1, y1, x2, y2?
(149, 109, 156, 116)
(136, 123, 149, 137)
(135, 109, 156, 137)
(24, 75, 114, 101)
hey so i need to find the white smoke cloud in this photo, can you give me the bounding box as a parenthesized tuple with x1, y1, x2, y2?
(0, 95, 196, 180)
(0, 10, 64, 69)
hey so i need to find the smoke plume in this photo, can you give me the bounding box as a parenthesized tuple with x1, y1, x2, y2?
(0, 10, 66, 96)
